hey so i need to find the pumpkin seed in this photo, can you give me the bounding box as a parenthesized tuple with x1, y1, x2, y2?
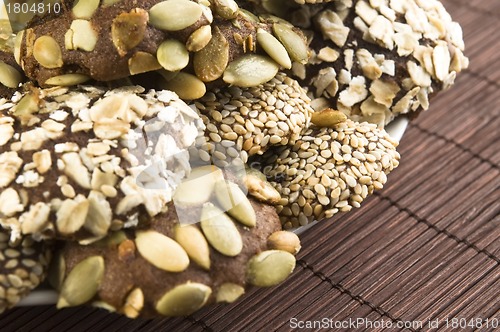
(272, 23, 309, 64)
(216, 283, 245, 303)
(91, 301, 116, 312)
(111, 9, 148, 56)
(155, 282, 211, 316)
(215, 180, 256, 227)
(158, 72, 206, 100)
(128, 51, 162, 75)
(238, 9, 259, 23)
(0, 61, 22, 88)
(200, 203, 243, 257)
(66, 20, 98, 51)
(267, 231, 301, 254)
(186, 25, 212, 52)
(149, 0, 203, 31)
(33, 36, 63, 69)
(72, 0, 100, 19)
(102, 0, 122, 6)
(135, 230, 190, 272)
(173, 165, 224, 208)
(311, 108, 347, 128)
(157, 39, 189, 72)
(122, 288, 144, 318)
(223, 54, 279, 88)
(242, 171, 281, 204)
(57, 256, 105, 308)
(256, 28, 291, 69)
(213, 0, 239, 19)
(193, 27, 229, 82)
(44, 74, 90, 86)
(247, 250, 295, 287)
(12, 93, 38, 125)
(174, 225, 210, 270)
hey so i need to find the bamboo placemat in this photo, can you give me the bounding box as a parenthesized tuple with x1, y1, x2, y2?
(1, 0, 498, 331)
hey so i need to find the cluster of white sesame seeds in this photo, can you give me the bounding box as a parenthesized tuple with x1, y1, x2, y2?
(259, 119, 400, 228)
(191, 72, 313, 167)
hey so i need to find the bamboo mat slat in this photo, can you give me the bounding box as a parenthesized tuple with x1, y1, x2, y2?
(0, 0, 498, 331)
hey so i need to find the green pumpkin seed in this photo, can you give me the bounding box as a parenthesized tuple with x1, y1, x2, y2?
(173, 165, 224, 207)
(149, 0, 203, 31)
(155, 282, 211, 316)
(157, 39, 189, 72)
(186, 25, 212, 52)
(215, 180, 256, 227)
(216, 283, 245, 303)
(135, 230, 190, 272)
(247, 250, 295, 287)
(193, 27, 229, 82)
(223, 54, 279, 88)
(213, 0, 239, 19)
(33, 36, 63, 69)
(57, 256, 105, 308)
(267, 231, 301, 254)
(200, 203, 243, 257)
(44, 74, 90, 86)
(72, 0, 100, 19)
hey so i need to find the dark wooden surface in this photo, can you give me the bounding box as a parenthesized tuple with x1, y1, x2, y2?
(1, 0, 498, 331)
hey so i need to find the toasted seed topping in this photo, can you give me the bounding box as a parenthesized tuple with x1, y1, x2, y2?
(135, 230, 190, 272)
(72, 0, 100, 19)
(247, 250, 296, 287)
(242, 171, 281, 204)
(223, 54, 280, 88)
(272, 23, 309, 64)
(57, 256, 105, 308)
(256, 28, 292, 69)
(149, 0, 203, 31)
(0, 61, 22, 88)
(159, 72, 206, 100)
(122, 288, 144, 318)
(194, 27, 229, 82)
(186, 25, 212, 52)
(128, 52, 162, 75)
(267, 231, 301, 254)
(261, 119, 400, 228)
(65, 20, 98, 52)
(33, 36, 63, 69)
(311, 108, 348, 128)
(155, 282, 212, 316)
(200, 203, 243, 257)
(44, 74, 90, 86)
(111, 9, 148, 56)
(216, 283, 245, 303)
(215, 180, 256, 227)
(174, 225, 211, 270)
(173, 165, 224, 208)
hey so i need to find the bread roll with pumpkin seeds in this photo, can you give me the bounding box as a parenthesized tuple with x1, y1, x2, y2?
(16, 0, 310, 94)
(0, 84, 204, 242)
(256, 117, 400, 229)
(0, 229, 52, 313)
(52, 171, 300, 318)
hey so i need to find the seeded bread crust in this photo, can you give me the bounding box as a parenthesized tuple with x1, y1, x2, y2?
(0, 85, 203, 241)
(0, 229, 52, 313)
(55, 198, 288, 318)
(17, 0, 309, 95)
